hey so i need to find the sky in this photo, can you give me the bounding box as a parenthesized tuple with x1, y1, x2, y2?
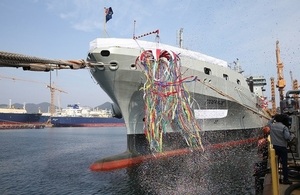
(0, 0, 300, 108)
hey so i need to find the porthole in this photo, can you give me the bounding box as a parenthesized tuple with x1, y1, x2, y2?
(109, 61, 118, 70)
(130, 64, 137, 70)
(101, 50, 110, 57)
(204, 67, 211, 75)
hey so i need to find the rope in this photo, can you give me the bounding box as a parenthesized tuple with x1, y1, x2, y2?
(196, 78, 270, 120)
(0, 51, 87, 70)
(133, 29, 159, 40)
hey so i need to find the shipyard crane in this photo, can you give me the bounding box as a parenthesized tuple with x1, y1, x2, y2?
(290, 70, 294, 88)
(47, 83, 67, 116)
(0, 74, 67, 116)
(270, 77, 277, 115)
(289, 70, 300, 109)
(290, 70, 299, 91)
(275, 40, 286, 101)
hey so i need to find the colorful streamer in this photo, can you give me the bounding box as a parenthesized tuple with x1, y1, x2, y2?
(137, 49, 203, 153)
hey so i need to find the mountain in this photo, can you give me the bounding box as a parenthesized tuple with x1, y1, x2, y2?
(94, 102, 114, 110)
(0, 102, 113, 113)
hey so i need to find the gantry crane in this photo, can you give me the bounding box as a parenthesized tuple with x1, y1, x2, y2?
(276, 40, 286, 101)
(0, 74, 66, 116)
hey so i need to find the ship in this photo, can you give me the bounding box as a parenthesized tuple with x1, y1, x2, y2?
(0, 100, 45, 129)
(86, 37, 271, 171)
(45, 104, 124, 127)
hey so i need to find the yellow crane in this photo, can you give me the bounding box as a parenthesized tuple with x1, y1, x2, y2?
(275, 40, 286, 101)
(0, 74, 67, 116)
(270, 77, 277, 115)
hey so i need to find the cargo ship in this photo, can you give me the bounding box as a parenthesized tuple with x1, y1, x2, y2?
(0, 100, 45, 129)
(45, 104, 124, 127)
(87, 37, 271, 171)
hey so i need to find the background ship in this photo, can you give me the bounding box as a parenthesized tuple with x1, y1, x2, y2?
(0, 100, 45, 129)
(42, 103, 124, 127)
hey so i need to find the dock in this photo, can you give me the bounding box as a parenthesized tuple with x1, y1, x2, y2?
(256, 135, 300, 195)
(263, 173, 300, 195)
(0, 123, 46, 129)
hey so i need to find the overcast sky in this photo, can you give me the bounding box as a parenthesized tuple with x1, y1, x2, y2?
(1, 0, 300, 108)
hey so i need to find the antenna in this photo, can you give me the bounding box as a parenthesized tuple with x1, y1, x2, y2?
(133, 20, 136, 39)
(103, 7, 107, 37)
(178, 28, 183, 48)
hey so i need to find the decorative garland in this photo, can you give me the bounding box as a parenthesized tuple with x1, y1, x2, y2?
(137, 49, 203, 153)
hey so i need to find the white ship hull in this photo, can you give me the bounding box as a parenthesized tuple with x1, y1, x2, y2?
(87, 38, 270, 160)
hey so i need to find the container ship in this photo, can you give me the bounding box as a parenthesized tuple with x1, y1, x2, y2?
(43, 104, 124, 127)
(0, 100, 45, 129)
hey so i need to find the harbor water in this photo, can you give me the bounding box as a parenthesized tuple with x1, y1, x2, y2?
(0, 127, 259, 194)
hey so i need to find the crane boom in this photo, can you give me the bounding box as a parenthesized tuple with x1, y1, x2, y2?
(270, 77, 276, 115)
(47, 83, 67, 116)
(276, 40, 286, 101)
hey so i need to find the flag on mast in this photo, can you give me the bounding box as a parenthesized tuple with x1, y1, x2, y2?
(105, 7, 113, 23)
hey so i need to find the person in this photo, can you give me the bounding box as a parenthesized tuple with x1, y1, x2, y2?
(267, 114, 292, 184)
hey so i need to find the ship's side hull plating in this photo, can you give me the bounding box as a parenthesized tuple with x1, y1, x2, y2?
(50, 116, 125, 127)
(0, 113, 42, 124)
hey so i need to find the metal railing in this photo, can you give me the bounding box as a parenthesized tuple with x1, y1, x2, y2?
(268, 135, 280, 195)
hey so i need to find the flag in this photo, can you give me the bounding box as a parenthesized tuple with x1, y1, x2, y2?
(105, 7, 113, 23)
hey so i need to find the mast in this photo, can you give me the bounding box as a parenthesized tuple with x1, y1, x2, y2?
(178, 28, 183, 48)
(103, 7, 107, 37)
